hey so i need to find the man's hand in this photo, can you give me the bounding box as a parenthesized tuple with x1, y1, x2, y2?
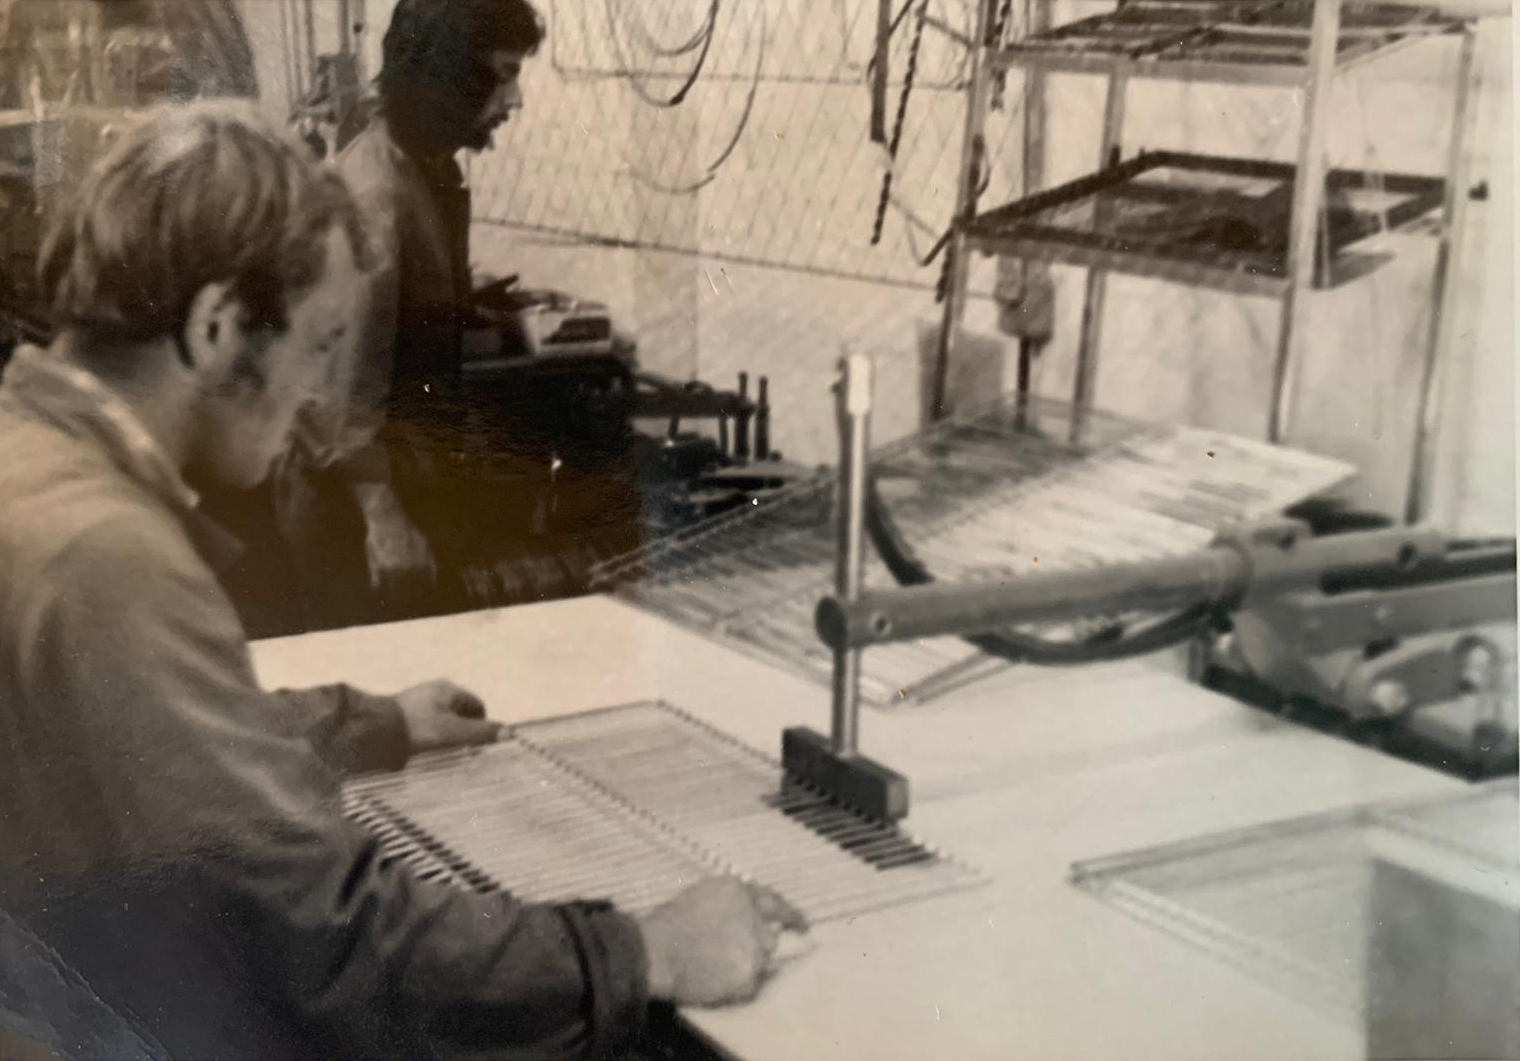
(394, 679, 501, 754)
(635, 877, 809, 1007)
(353, 482, 436, 595)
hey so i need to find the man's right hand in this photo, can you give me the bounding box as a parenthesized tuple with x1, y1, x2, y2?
(635, 877, 809, 1007)
(352, 482, 436, 594)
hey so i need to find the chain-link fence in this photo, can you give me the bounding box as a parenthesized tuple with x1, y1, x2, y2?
(461, 0, 1513, 519)
(470, 0, 1031, 291)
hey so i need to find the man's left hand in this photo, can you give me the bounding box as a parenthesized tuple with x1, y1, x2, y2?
(394, 679, 502, 754)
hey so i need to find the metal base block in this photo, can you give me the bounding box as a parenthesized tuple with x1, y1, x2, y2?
(781, 727, 909, 822)
(1199, 663, 1518, 782)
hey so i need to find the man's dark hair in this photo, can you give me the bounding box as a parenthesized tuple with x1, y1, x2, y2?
(378, 0, 544, 150)
(38, 102, 367, 360)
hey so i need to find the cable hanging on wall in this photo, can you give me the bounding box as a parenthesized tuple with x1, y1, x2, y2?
(868, 0, 992, 268)
(605, 0, 718, 107)
(603, 0, 767, 195)
(479, 0, 1014, 292)
(871, 0, 929, 245)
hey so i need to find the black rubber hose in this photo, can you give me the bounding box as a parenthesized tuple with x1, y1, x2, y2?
(862, 476, 1217, 665)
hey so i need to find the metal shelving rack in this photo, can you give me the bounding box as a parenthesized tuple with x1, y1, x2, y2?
(930, 0, 1505, 522)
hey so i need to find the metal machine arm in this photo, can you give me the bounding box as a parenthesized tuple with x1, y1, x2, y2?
(817, 522, 1449, 652)
(781, 352, 1514, 818)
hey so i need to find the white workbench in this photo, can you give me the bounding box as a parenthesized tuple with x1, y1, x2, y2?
(250, 596, 1460, 1061)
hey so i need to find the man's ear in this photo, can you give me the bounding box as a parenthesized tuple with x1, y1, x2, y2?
(181, 282, 244, 382)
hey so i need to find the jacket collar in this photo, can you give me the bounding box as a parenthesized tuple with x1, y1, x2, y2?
(2, 342, 199, 513)
(0, 344, 250, 570)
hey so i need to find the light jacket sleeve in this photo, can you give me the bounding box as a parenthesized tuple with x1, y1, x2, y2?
(291, 129, 402, 481)
(20, 511, 651, 1060)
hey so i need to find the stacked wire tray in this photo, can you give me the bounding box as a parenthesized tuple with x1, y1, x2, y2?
(963, 151, 1445, 295)
(996, 0, 1463, 83)
(592, 395, 1354, 707)
(1069, 780, 1520, 1019)
(343, 701, 985, 923)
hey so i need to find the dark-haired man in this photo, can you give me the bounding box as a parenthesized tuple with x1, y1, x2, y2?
(279, 0, 551, 624)
(0, 102, 800, 1060)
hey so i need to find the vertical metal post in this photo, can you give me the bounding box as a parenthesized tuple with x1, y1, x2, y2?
(337, 0, 352, 55)
(831, 354, 873, 757)
(1406, 26, 1480, 524)
(755, 377, 772, 460)
(1022, 0, 1050, 244)
(783, 353, 906, 821)
(931, 0, 995, 422)
(1015, 340, 1034, 429)
(1016, 0, 1051, 427)
(1070, 71, 1129, 442)
(1269, 0, 1342, 444)
(735, 371, 751, 460)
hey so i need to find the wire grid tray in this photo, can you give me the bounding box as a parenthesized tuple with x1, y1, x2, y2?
(997, 0, 1463, 83)
(1069, 780, 1520, 1020)
(964, 151, 1445, 296)
(343, 701, 985, 923)
(591, 395, 1354, 707)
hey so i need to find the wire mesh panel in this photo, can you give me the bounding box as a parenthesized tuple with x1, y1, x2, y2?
(966, 151, 1445, 294)
(1069, 780, 1520, 1020)
(1001, 0, 1461, 74)
(343, 739, 716, 911)
(343, 701, 985, 923)
(593, 394, 1355, 706)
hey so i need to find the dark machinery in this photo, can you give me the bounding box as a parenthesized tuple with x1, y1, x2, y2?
(1196, 533, 1516, 777)
(788, 356, 1517, 823)
(456, 275, 805, 535)
(0, 124, 47, 377)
